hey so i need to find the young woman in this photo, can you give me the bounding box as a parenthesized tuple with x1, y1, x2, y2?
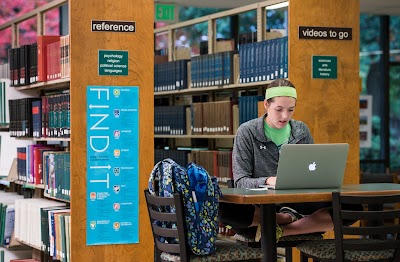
(220, 78, 346, 242)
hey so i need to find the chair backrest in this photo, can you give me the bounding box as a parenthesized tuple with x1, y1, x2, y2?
(144, 189, 190, 262)
(332, 191, 400, 261)
(360, 172, 397, 184)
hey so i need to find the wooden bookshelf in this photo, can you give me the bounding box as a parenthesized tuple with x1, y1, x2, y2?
(154, 80, 273, 96)
(154, 0, 360, 185)
(1, 0, 154, 261)
(15, 78, 70, 91)
(155, 134, 235, 139)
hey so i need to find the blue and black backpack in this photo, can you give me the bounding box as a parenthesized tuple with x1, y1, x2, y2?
(148, 158, 222, 255)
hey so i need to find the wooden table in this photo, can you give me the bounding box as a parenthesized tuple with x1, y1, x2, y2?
(220, 183, 400, 262)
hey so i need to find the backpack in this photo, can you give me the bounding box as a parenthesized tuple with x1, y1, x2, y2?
(148, 158, 222, 256)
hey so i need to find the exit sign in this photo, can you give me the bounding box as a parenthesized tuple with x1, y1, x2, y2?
(155, 4, 175, 22)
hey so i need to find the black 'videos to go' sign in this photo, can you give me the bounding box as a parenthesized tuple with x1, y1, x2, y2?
(299, 26, 352, 40)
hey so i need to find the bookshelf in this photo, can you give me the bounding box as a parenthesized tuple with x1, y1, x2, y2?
(154, 0, 360, 182)
(1, 0, 154, 261)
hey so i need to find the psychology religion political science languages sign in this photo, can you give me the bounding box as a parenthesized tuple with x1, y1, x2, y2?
(98, 50, 128, 76)
(86, 86, 139, 245)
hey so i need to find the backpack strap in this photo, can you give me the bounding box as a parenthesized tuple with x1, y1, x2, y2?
(148, 158, 177, 196)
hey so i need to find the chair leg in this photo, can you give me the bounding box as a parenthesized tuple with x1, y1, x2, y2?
(285, 247, 292, 262)
(299, 252, 308, 262)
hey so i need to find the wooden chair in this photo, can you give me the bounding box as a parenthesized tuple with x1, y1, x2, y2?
(297, 191, 400, 262)
(360, 172, 400, 226)
(144, 189, 262, 262)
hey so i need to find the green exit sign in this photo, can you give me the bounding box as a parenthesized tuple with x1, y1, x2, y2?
(155, 4, 175, 21)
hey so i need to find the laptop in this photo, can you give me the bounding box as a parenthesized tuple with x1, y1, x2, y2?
(261, 143, 349, 190)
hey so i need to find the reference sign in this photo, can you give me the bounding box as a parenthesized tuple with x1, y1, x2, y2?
(86, 86, 139, 245)
(91, 20, 136, 33)
(312, 56, 337, 79)
(98, 50, 128, 76)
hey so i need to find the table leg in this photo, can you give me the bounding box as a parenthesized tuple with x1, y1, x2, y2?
(260, 204, 277, 262)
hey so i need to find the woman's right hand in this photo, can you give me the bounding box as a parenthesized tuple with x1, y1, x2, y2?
(266, 176, 277, 186)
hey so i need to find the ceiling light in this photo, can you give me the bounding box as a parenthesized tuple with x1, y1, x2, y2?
(266, 2, 289, 10)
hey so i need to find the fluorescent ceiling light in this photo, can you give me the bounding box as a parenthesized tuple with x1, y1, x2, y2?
(266, 2, 289, 10)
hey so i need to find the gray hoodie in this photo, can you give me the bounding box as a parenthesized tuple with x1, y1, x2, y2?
(233, 114, 314, 188)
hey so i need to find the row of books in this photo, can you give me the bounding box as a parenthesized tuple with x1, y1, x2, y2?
(0, 63, 9, 79)
(189, 150, 233, 182)
(190, 50, 237, 88)
(239, 96, 264, 125)
(8, 35, 70, 87)
(154, 59, 189, 92)
(154, 36, 287, 92)
(8, 43, 37, 86)
(191, 101, 234, 135)
(154, 149, 233, 183)
(8, 92, 71, 138)
(154, 148, 189, 167)
(154, 105, 187, 135)
(155, 97, 262, 136)
(17, 146, 70, 201)
(239, 36, 288, 83)
(14, 198, 70, 262)
(0, 80, 7, 125)
(0, 191, 24, 247)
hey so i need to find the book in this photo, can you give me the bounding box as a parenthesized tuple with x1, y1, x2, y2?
(37, 35, 60, 82)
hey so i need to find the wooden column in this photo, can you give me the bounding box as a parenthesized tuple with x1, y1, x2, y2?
(289, 0, 360, 185)
(70, 0, 154, 261)
(288, 0, 360, 259)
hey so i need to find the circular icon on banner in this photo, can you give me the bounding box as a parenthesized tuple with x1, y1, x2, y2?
(113, 167, 120, 176)
(113, 89, 120, 96)
(90, 221, 96, 229)
(90, 192, 96, 200)
(113, 109, 120, 118)
(114, 149, 120, 157)
(113, 222, 120, 230)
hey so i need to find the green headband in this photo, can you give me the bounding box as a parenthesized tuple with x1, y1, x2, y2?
(265, 86, 297, 100)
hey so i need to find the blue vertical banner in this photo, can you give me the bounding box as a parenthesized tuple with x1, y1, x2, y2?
(86, 86, 139, 245)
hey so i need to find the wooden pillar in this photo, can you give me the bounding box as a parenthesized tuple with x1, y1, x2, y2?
(70, 0, 154, 261)
(289, 0, 360, 185)
(288, 0, 360, 259)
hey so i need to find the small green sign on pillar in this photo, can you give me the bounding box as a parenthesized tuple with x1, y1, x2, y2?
(155, 4, 175, 22)
(312, 56, 337, 79)
(98, 50, 128, 76)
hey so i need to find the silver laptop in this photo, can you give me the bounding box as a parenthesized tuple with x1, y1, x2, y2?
(264, 143, 349, 190)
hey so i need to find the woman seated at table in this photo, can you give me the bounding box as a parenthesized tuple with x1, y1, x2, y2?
(219, 78, 360, 242)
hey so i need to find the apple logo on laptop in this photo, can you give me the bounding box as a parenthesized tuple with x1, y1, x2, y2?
(308, 162, 317, 171)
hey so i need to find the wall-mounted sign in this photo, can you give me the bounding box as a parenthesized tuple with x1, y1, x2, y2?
(86, 86, 139, 245)
(92, 20, 136, 33)
(98, 50, 128, 76)
(312, 56, 337, 79)
(299, 26, 352, 40)
(155, 4, 175, 22)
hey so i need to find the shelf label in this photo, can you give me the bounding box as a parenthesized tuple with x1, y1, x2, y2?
(98, 50, 128, 76)
(91, 20, 136, 33)
(155, 4, 175, 22)
(312, 56, 337, 79)
(86, 86, 139, 245)
(299, 26, 352, 40)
